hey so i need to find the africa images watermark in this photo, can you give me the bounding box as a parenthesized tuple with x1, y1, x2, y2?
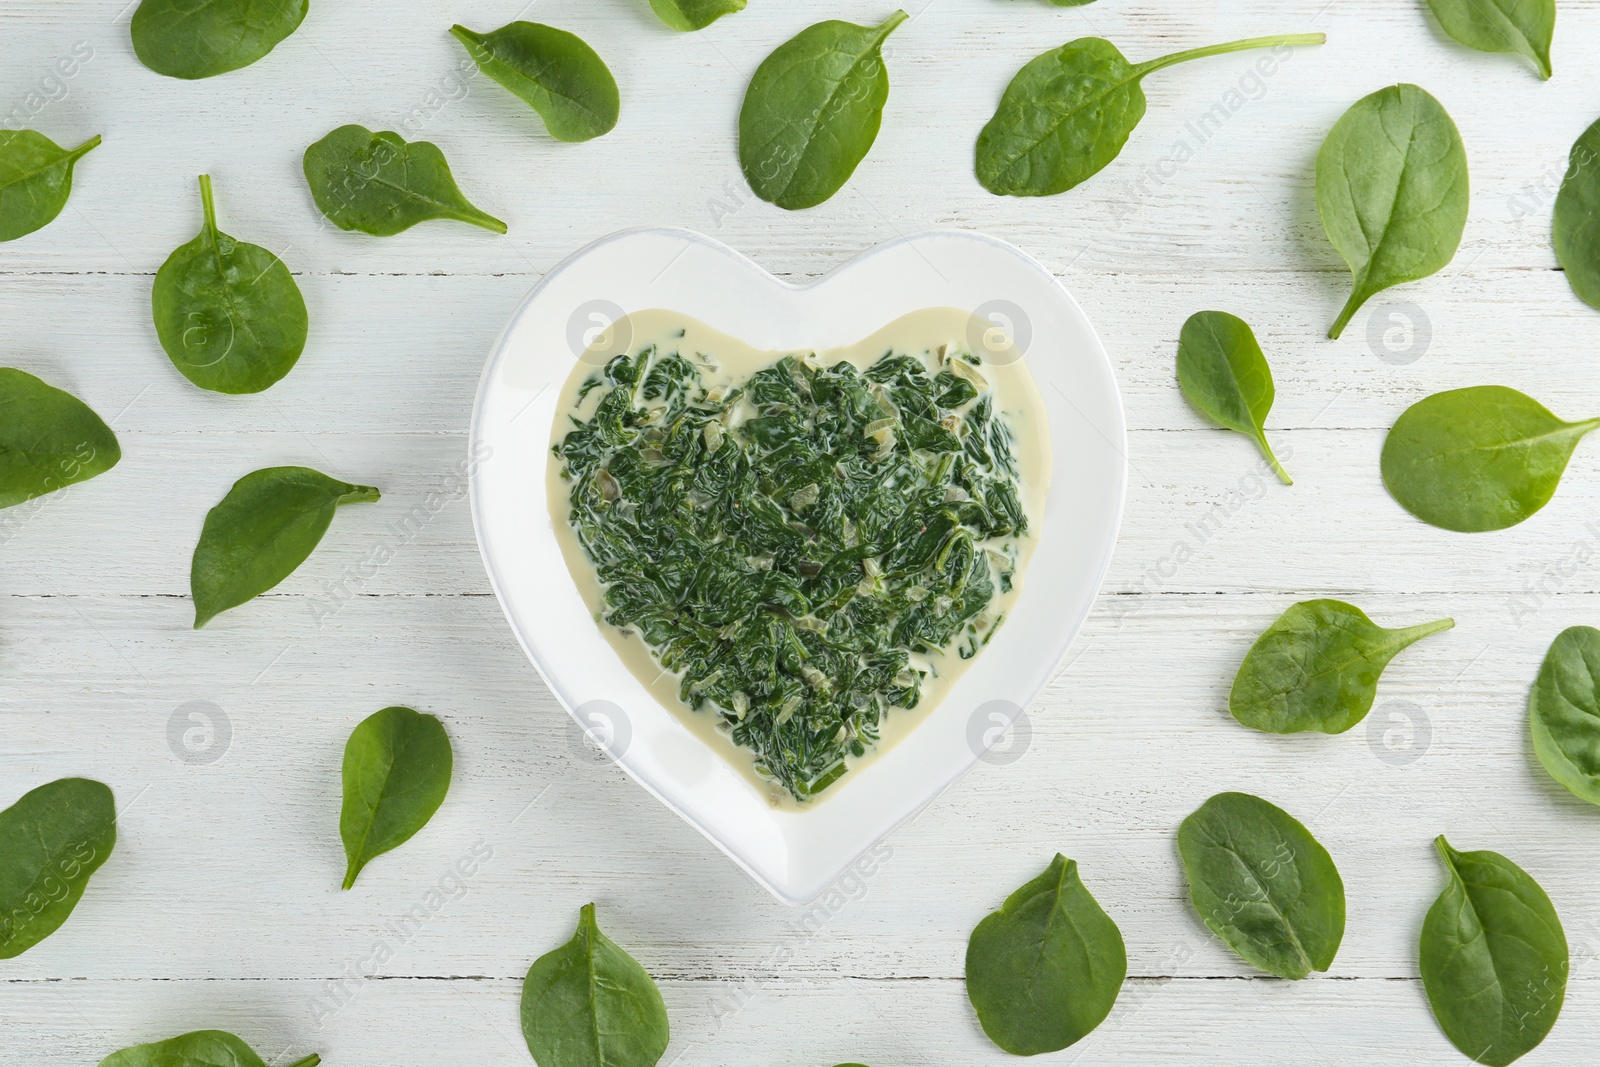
(167, 700, 233, 766)
(0, 441, 112, 549)
(1505, 517, 1600, 628)
(307, 444, 492, 627)
(1108, 43, 1306, 231)
(306, 838, 495, 1031)
(1106, 444, 1294, 629)
(1505, 136, 1595, 223)
(3, 40, 95, 130)
(0, 837, 105, 949)
(669, 842, 893, 1065)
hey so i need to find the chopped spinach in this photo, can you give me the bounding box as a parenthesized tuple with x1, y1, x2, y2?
(738, 12, 909, 210)
(0, 130, 100, 243)
(1317, 84, 1469, 338)
(0, 368, 121, 510)
(131, 0, 308, 80)
(153, 175, 308, 394)
(0, 778, 116, 959)
(1529, 625, 1600, 807)
(341, 707, 454, 889)
(1425, 0, 1554, 79)
(649, 0, 746, 31)
(521, 903, 670, 1067)
(99, 1030, 318, 1067)
(976, 33, 1324, 197)
(1421, 838, 1567, 1066)
(1553, 115, 1600, 313)
(303, 125, 506, 236)
(1176, 311, 1291, 484)
(965, 854, 1126, 1055)
(1178, 792, 1345, 979)
(450, 22, 619, 143)
(1381, 386, 1600, 532)
(191, 466, 380, 628)
(1230, 600, 1454, 734)
(554, 343, 1028, 800)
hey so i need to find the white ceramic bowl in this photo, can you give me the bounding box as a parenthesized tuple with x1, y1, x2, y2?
(469, 228, 1125, 904)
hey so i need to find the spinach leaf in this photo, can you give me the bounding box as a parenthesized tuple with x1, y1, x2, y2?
(1230, 600, 1454, 735)
(555, 347, 1027, 801)
(1420, 838, 1567, 1066)
(450, 23, 619, 143)
(1178, 792, 1345, 979)
(303, 125, 506, 236)
(521, 903, 671, 1067)
(649, 0, 746, 31)
(1553, 115, 1600, 313)
(965, 854, 1125, 1055)
(99, 1030, 318, 1067)
(1317, 84, 1469, 338)
(1381, 386, 1600, 532)
(341, 706, 453, 890)
(0, 131, 100, 243)
(0, 778, 115, 959)
(1425, 0, 1554, 79)
(152, 175, 308, 395)
(1176, 311, 1291, 485)
(131, 0, 308, 80)
(976, 33, 1323, 197)
(0, 368, 121, 510)
(191, 466, 380, 628)
(1530, 625, 1600, 807)
(738, 12, 909, 210)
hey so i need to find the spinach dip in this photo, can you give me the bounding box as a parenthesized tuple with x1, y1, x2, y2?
(549, 309, 1049, 805)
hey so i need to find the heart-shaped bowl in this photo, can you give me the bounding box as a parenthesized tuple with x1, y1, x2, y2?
(470, 228, 1125, 904)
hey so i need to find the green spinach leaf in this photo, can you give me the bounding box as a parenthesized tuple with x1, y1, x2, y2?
(1317, 84, 1469, 338)
(99, 1030, 318, 1067)
(649, 0, 746, 31)
(191, 466, 380, 628)
(976, 33, 1323, 197)
(965, 854, 1125, 1055)
(521, 903, 671, 1067)
(0, 368, 120, 510)
(0, 131, 100, 242)
(450, 23, 619, 143)
(153, 175, 308, 395)
(738, 12, 909, 210)
(1230, 600, 1454, 734)
(1425, 0, 1554, 79)
(131, 0, 308, 80)
(341, 706, 453, 890)
(1178, 792, 1345, 979)
(1420, 838, 1567, 1067)
(1176, 311, 1291, 484)
(303, 125, 506, 236)
(0, 778, 115, 959)
(1530, 625, 1600, 807)
(1381, 386, 1600, 532)
(1553, 115, 1600, 312)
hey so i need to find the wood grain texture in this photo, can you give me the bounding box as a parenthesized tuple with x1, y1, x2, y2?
(6, 1, 1600, 1064)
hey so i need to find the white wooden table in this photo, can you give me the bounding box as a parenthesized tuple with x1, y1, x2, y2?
(6, 1, 1600, 1064)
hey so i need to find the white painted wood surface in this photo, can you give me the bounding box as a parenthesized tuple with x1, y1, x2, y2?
(5, 0, 1600, 1064)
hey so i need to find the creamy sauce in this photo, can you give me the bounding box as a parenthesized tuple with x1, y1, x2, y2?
(547, 308, 1053, 808)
